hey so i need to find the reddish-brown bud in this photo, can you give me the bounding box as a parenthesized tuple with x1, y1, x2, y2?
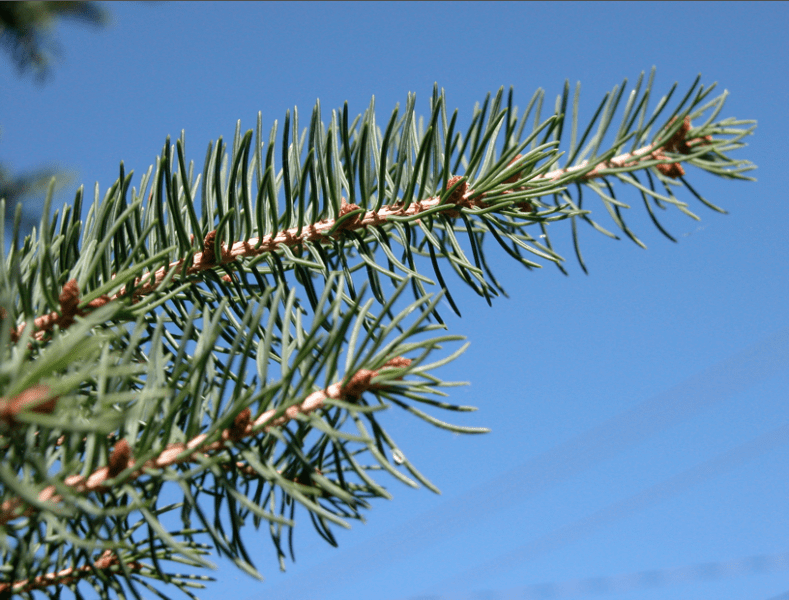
(664, 117, 693, 155)
(59, 280, 81, 327)
(0, 385, 58, 427)
(85, 295, 111, 310)
(228, 407, 252, 441)
(656, 161, 686, 179)
(94, 549, 119, 570)
(342, 369, 376, 400)
(383, 357, 412, 369)
(108, 439, 133, 479)
(337, 198, 364, 230)
(505, 155, 524, 184)
(445, 176, 467, 205)
(202, 230, 218, 266)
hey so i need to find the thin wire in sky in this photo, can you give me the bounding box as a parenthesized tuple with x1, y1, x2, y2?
(262, 327, 789, 600)
(427, 421, 789, 596)
(403, 550, 789, 600)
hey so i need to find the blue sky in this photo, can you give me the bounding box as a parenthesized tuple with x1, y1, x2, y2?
(2, 2, 788, 600)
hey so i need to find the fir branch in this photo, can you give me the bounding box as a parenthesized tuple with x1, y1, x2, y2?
(0, 357, 411, 528)
(11, 116, 721, 343)
(0, 72, 755, 598)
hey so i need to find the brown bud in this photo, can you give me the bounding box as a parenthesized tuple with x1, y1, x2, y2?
(202, 230, 218, 266)
(338, 198, 364, 229)
(656, 161, 686, 179)
(59, 280, 81, 327)
(94, 549, 119, 570)
(85, 295, 111, 310)
(0, 384, 58, 427)
(342, 369, 376, 400)
(380, 356, 412, 382)
(228, 407, 252, 441)
(59, 280, 80, 312)
(108, 439, 133, 479)
(664, 117, 693, 155)
(445, 176, 467, 205)
(505, 155, 524, 184)
(383, 357, 412, 369)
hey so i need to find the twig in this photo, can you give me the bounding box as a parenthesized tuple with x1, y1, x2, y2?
(10, 123, 704, 343)
(0, 550, 143, 597)
(0, 357, 410, 526)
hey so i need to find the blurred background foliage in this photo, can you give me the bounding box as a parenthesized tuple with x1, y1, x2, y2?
(0, 1, 107, 229)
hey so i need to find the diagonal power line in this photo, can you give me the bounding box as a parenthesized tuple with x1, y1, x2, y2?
(427, 420, 789, 597)
(263, 327, 789, 600)
(410, 549, 789, 600)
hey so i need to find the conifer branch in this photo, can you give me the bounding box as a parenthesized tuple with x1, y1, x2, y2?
(0, 72, 755, 598)
(0, 357, 411, 527)
(10, 117, 716, 343)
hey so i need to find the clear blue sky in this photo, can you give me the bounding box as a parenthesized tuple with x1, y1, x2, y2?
(3, 2, 788, 600)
